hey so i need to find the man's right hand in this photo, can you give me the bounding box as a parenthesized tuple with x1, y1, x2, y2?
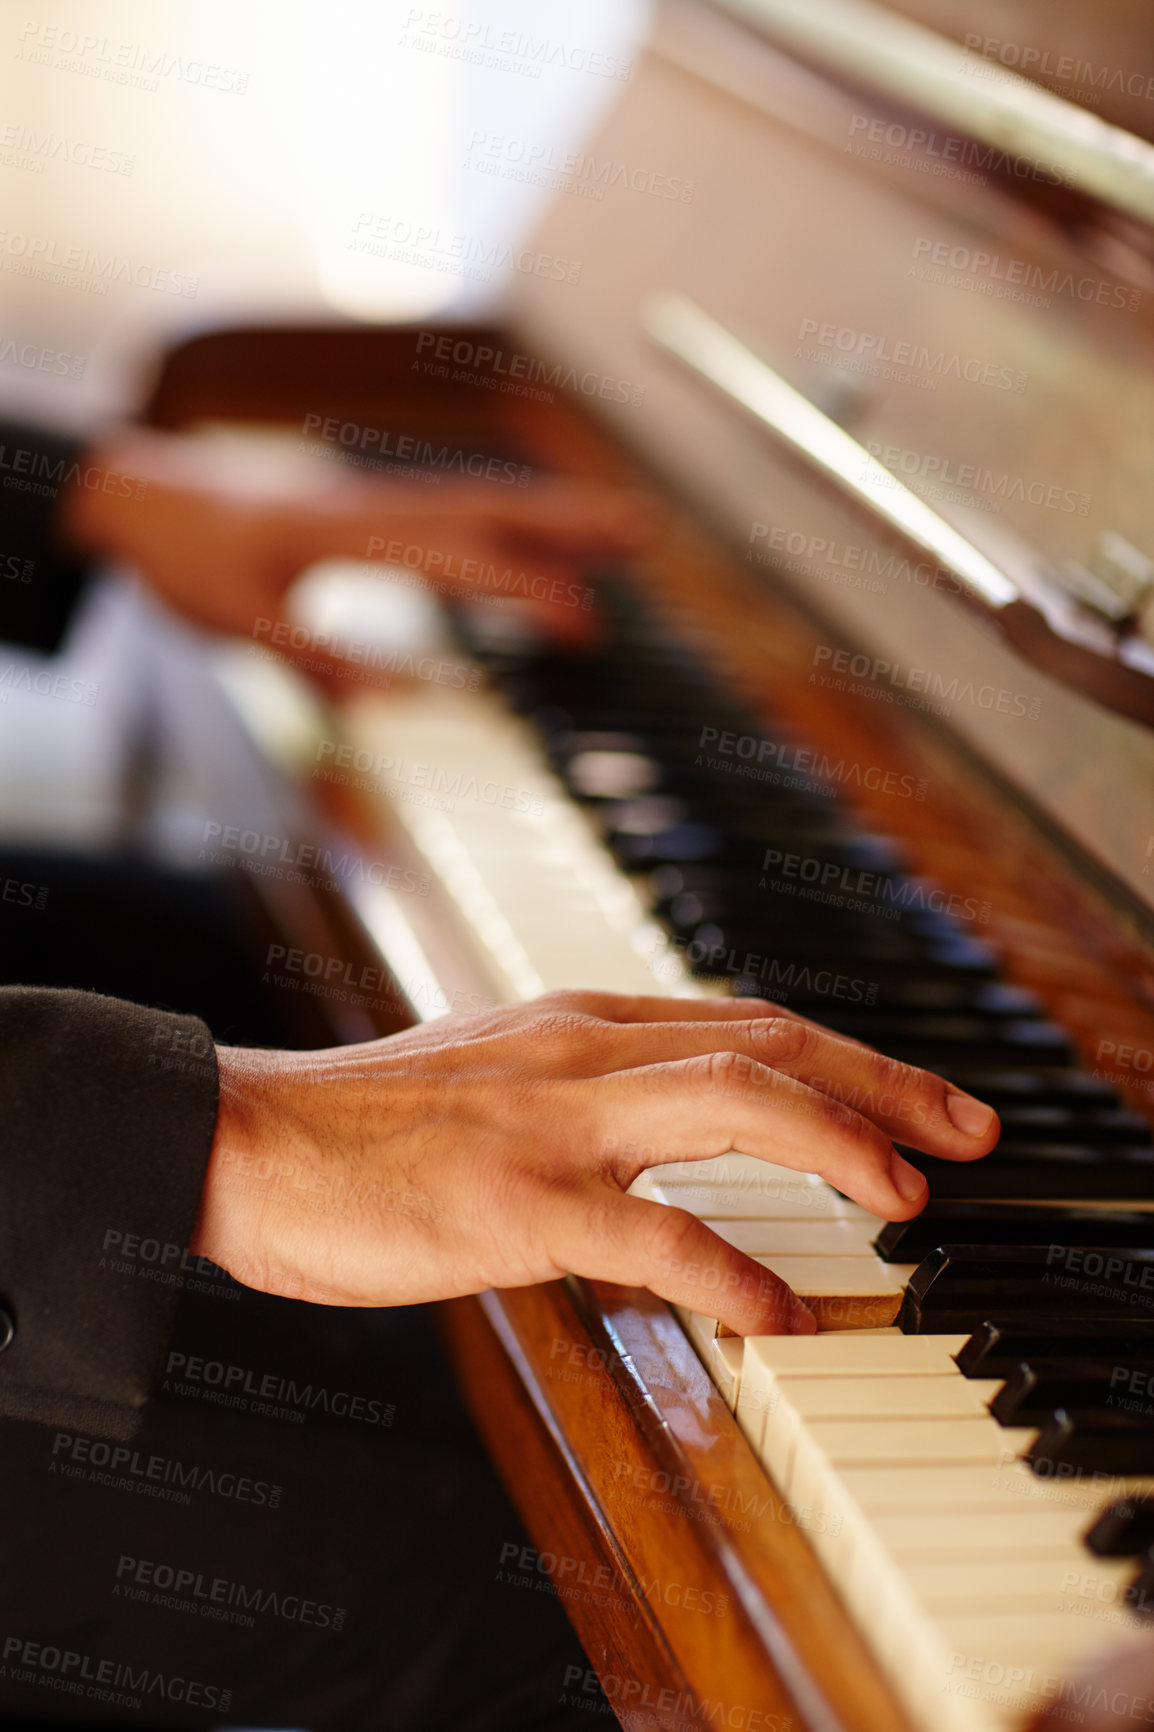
(192, 990, 999, 1333)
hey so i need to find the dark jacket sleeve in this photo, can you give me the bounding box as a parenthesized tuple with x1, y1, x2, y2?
(0, 419, 96, 654)
(0, 987, 219, 1437)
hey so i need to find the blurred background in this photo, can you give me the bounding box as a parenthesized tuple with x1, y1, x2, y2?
(0, 0, 652, 428)
(0, 0, 653, 852)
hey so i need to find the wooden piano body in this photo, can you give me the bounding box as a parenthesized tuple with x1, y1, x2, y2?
(136, 3, 1154, 1727)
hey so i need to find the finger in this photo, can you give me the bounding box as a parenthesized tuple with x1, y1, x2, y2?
(553, 1010, 999, 1163)
(548, 986, 876, 1059)
(447, 481, 657, 554)
(553, 1191, 816, 1337)
(349, 521, 600, 646)
(340, 481, 654, 562)
(589, 1053, 932, 1219)
(1025, 1645, 1154, 1732)
(533, 989, 802, 1025)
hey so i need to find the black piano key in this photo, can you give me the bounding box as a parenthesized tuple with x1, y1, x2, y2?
(957, 1318, 1154, 1377)
(876, 1204, 1154, 1263)
(989, 1360, 1154, 1425)
(612, 825, 779, 868)
(896, 1098, 1147, 1147)
(933, 1070, 1126, 1110)
(687, 954, 1039, 1024)
(612, 822, 902, 870)
(1126, 1554, 1154, 1617)
(687, 940, 1001, 992)
(855, 980, 1043, 1015)
(971, 1108, 1151, 1147)
(899, 1243, 1154, 1333)
(809, 1014, 1072, 1068)
(1085, 1499, 1154, 1557)
(653, 866, 998, 961)
(675, 914, 926, 965)
(682, 921, 938, 974)
(1027, 1411, 1154, 1477)
(648, 866, 991, 949)
(903, 1144, 1154, 1201)
(557, 748, 845, 821)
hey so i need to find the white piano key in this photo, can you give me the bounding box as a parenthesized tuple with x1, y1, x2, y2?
(640, 1156, 873, 1221)
(906, 1554, 1136, 1614)
(777, 1375, 1003, 1421)
(745, 1334, 970, 1379)
(753, 1254, 909, 1297)
(871, 1507, 1092, 1558)
(786, 1442, 1139, 1732)
(642, 1179, 869, 1221)
(802, 1487, 1005, 1732)
(705, 1218, 880, 1257)
(673, 1304, 732, 1365)
(840, 1461, 1154, 1513)
(667, 1181, 872, 1220)
(680, 1254, 911, 1344)
(796, 1417, 1038, 1471)
(751, 1376, 1007, 1532)
(701, 1335, 743, 1411)
(934, 1610, 1151, 1679)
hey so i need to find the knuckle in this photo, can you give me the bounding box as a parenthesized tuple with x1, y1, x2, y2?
(802, 1089, 853, 1134)
(643, 1205, 703, 1271)
(524, 1009, 604, 1051)
(924, 1071, 956, 1120)
(537, 988, 605, 1015)
(883, 1046, 928, 1115)
(810, 1091, 884, 1147)
(702, 1048, 757, 1090)
(858, 1051, 934, 1128)
(869, 1050, 915, 1103)
(750, 1015, 813, 1066)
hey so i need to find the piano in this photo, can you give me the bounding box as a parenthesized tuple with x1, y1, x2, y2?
(132, 1, 1154, 1727)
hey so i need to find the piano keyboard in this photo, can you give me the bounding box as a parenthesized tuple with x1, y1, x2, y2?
(341, 585, 1154, 1732)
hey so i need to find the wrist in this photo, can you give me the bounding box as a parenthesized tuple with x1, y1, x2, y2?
(59, 427, 168, 554)
(191, 1045, 264, 1275)
(191, 1047, 339, 1303)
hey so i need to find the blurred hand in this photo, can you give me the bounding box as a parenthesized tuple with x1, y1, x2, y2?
(63, 426, 652, 656)
(192, 990, 999, 1331)
(1025, 1638, 1154, 1731)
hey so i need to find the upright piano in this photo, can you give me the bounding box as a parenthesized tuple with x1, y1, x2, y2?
(137, 1, 1154, 1726)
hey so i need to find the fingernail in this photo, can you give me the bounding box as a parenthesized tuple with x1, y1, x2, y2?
(890, 1151, 928, 1202)
(946, 1091, 998, 1138)
(790, 1302, 818, 1335)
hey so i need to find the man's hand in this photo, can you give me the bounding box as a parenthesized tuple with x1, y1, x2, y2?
(191, 990, 999, 1334)
(63, 427, 650, 651)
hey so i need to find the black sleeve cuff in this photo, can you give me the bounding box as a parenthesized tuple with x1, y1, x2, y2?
(0, 988, 219, 1437)
(0, 420, 96, 654)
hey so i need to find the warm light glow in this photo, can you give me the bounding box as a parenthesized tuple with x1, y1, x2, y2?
(295, 7, 463, 320)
